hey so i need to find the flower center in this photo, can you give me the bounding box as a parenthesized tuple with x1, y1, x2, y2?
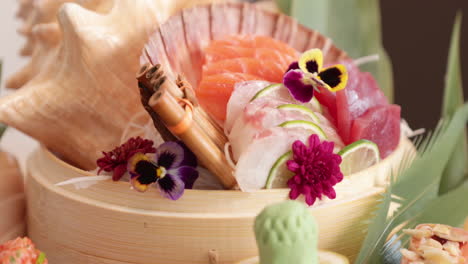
(157, 166, 167, 179)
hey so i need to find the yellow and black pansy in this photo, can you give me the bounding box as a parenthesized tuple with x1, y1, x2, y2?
(283, 49, 348, 103)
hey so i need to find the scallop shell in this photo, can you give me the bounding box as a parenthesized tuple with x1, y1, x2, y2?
(1, 0, 234, 170)
(0, 151, 25, 243)
(141, 2, 348, 89)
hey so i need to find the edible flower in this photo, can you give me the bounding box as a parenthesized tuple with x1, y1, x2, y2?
(0, 237, 48, 264)
(286, 134, 343, 206)
(97, 137, 156, 181)
(127, 141, 198, 200)
(283, 49, 348, 103)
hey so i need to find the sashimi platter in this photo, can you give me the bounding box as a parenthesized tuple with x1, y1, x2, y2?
(2, 0, 450, 264)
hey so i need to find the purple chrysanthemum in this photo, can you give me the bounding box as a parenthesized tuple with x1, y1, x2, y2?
(286, 134, 343, 206)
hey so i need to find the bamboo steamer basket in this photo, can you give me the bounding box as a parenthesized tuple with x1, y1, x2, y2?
(0, 150, 26, 243)
(25, 2, 413, 263)
(26, 136, 412, 264)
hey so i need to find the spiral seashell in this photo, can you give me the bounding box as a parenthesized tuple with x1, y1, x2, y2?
(2, 0, 233, 170)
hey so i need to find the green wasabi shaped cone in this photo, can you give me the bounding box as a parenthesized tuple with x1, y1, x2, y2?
(254, 200, 319, 264)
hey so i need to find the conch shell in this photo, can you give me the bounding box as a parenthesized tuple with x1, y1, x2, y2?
(0, 151, 25, 243)
(141, 2, 348, 89)
(1, 0, 225, 170)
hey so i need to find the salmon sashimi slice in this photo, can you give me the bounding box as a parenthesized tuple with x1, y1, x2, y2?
(202, 58, 286, 83)
(204, 45, 296, 65)
(212, 35, 298, 57)
(198, 35, 299, 122)
(197, 73, 262, 121)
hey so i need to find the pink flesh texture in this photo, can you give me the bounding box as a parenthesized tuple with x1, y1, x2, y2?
(229, 97, 344, 161)
(336, 61, 388, 144)
(234, 127, 311, 192)
(225, 80, 323, 134)
(350, 104, 401, 158)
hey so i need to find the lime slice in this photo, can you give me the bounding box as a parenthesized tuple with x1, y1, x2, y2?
(338, 139, 380, 175)
(319, 251, 350, 264)
(250, 83, 282, 101)
(279, 120, 327, 140)
(310, 97, 322, 113)
(277, 104, 319, 123)
(265, 151, 293, 189)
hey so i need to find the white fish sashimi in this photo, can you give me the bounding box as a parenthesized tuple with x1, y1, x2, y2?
(225, 80, 323, 134)
(235, 127, 310, 192)
(229, 98, 316, 161)
(225, 80, 271, 134)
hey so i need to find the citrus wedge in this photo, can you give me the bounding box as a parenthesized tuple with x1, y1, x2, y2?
(338, 139, 380, 175)
(318, 251, 350, 264)
(310, 97, 322, 113)
(250, 83, 283, 101)
(277, 104, 319, 123)
(278, 120, 327, 140)
(265, 151, 293, 189)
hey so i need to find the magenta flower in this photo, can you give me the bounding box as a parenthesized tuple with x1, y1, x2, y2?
(286, 134, 343, 206)
(96, 137, 156, 181)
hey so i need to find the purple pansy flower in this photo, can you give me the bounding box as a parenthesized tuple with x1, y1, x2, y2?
(283, 49, 348, 103)
(127, 141, 198, 200)
(286, 134, 343, 206)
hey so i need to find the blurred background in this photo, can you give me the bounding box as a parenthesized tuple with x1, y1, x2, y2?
(381, 0, 468, 129)
(0, 0, 467, 164)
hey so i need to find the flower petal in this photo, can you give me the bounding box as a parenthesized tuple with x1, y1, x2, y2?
(299, 48, 323, 74)
(112, 164, 127, 181)
(283, 70, 315, 103)
(168, 166, 199, 189)
(128, 153, 158, 192)
(286, 61, 299, 73)
(157, 174, 185, 200)
(155, 141, 197, 169)
(318, 64, 348, 92)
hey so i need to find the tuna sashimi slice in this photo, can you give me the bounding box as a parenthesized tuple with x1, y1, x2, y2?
(336, 61, 388, 144)
(235, 127, 310, 192)
(349, 104, 401, 158)
(197, 73, 262, 121)
(204, 46, 296, 66)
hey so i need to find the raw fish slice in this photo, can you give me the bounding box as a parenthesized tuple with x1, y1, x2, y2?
(350, 104, 401, 158)
(229, 98, 312, 160)
(204, 45, 296, 65)
(336, 61, 388, 143)
(202, 58, 286, 83)
(212, 35, 298, 57)
(315, 112, 345, 151)
(235, 127, 310, 192)
(225, 80, 271, 133)
(225, 81, 323, 134)
(197, 73, 262, 121)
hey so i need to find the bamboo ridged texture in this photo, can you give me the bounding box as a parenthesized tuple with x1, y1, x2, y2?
(26, 136, 413, 263)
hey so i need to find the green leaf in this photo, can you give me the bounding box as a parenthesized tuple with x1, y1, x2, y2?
(36, 252, 47, 264)
(274, 0, 292, 15)
(290, 0, 394, 102)
(439, 12, 467, 194)
(355, 103, 468, 263)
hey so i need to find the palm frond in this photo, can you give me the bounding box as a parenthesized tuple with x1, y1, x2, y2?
(355, 103, 468, 263)
(439, 12, 467, 194)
